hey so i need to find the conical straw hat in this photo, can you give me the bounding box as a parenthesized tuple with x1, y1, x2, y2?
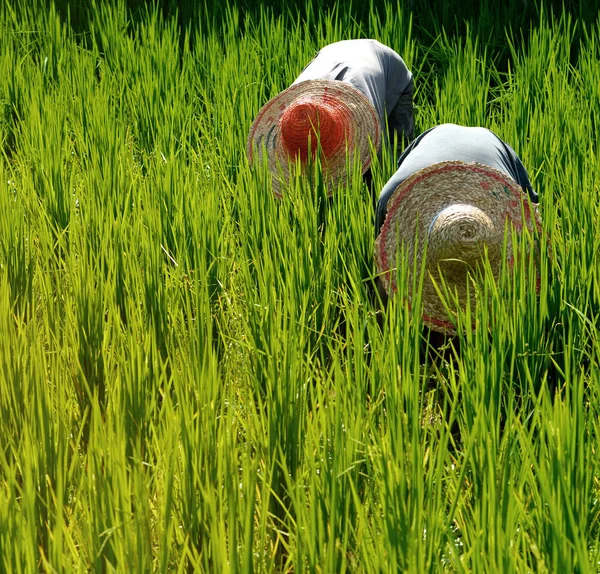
(374, 161, 542, 333)
(247, 80, 381, 197)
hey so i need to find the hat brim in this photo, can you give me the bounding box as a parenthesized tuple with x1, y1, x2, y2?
(247, 80, 381, 197)
(374, 161, 542, 333)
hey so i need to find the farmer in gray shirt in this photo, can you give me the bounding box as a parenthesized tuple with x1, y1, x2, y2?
(247, 39, 414, 196)
(374, 123, 542, 335)
(375, 123, 538, 236)
(294, 39, 415, 154)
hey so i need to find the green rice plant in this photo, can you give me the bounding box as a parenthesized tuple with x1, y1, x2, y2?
(2, 0, 600, 571)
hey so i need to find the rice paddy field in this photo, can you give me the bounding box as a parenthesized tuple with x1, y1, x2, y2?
(2, 0, 600, 571)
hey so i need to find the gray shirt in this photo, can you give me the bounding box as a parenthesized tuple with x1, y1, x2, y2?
(375, 124, 538, 235)
(293, 40, 414, 147)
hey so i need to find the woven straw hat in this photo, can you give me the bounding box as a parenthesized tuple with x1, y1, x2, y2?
(247, 80, 381, 196)
(374, 161, 542, 333)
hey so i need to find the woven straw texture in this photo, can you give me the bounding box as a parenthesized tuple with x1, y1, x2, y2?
(247, 80, 381, 197)
(374, 161, 542, 333)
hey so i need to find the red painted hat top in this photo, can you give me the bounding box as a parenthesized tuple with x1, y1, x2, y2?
(279, 96, 347, 162)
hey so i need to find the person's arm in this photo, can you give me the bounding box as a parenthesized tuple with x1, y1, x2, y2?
(500, 140, 539, 203)
(386, 78, 415, 155)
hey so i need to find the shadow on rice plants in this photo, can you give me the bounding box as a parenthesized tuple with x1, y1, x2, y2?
(41, 0, 595, 74)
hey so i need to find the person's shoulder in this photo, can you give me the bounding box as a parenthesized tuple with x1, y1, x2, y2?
(322, 38, 398, 54)
(320, 38, 379, 51)
(366, 39, 404, 59)
(432, 123, 475, 132)
(430, 123, 500, 139)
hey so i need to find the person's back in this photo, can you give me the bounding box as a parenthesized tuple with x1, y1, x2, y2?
(376, 123, 538, 235)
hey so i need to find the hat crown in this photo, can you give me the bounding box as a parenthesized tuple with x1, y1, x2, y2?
(279, 98, 346, 162)
(428, 204, 500, 271)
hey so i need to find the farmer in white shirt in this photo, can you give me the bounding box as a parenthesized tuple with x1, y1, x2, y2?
(247, 39, 414, 196)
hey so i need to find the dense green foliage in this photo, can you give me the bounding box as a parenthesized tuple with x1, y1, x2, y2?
(1, 0, 600, 571)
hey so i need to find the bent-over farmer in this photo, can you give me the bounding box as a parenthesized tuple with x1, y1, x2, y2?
(247, 39, 414, 196)
(374, 123, 542, 334)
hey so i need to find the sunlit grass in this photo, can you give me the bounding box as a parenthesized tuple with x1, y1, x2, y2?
(0, 0, 599, 571)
